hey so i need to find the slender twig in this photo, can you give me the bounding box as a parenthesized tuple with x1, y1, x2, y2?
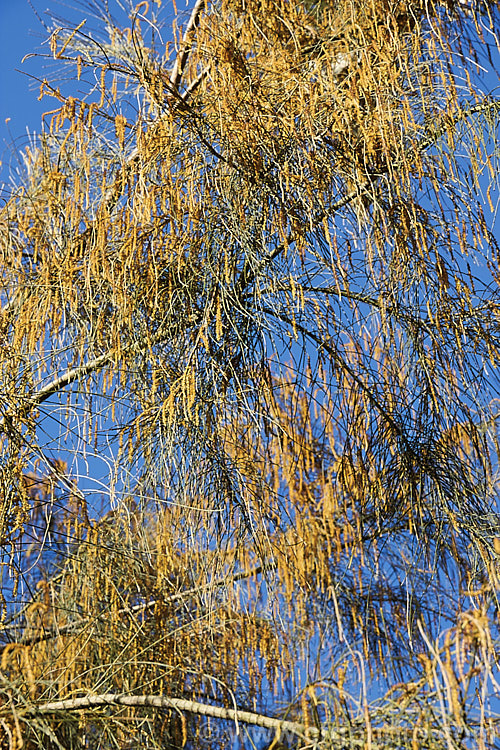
(414, 98, 500, 157)
(262, 306, 407, 442)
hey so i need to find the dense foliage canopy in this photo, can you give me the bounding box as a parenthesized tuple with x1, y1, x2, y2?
(0, 0, 500, 747)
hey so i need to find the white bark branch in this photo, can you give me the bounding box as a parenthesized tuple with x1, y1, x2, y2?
(0, 351, 113, 434)
(27, 693, 323, 743)
(169, 0, 207, 90)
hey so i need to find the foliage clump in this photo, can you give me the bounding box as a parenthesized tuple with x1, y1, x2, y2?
(0, 0, 499, 747)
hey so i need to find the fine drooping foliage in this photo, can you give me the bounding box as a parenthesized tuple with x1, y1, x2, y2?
(0, 0, 500, 747)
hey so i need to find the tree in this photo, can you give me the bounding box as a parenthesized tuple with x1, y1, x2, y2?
(0, 0, 500, 747)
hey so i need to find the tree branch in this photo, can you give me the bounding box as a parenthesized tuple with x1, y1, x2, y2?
(0, 351, 113, 435)
(22, 693, 351, 745)
(169, 0, 207, 91)
(1, 564, 277, 649)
